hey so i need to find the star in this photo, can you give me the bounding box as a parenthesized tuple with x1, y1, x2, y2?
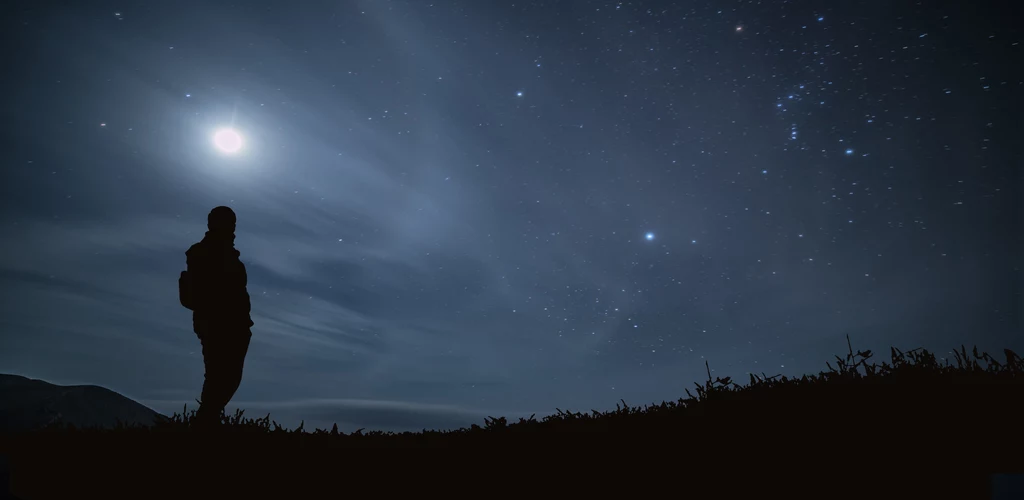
(645, 232, 655, 241)
(516, 91, 524, 97)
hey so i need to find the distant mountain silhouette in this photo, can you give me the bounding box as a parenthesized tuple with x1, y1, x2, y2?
(0, 374, 167, 433)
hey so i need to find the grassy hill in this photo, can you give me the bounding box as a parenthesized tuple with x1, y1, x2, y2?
(2, 339, 1022, 499)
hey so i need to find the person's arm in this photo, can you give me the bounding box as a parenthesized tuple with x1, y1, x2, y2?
(240, 262, 252, 317)
(235, 260, 254, 327)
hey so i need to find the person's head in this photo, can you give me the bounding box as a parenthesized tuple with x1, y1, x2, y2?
(207, 206, 236, 238)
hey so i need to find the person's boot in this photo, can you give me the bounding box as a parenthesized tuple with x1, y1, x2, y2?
(193, 406, 221, 432)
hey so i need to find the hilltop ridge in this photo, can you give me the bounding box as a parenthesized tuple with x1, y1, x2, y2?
(0, 374, 166, 433)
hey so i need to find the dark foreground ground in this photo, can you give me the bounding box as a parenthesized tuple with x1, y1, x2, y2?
(2, 343, 1022, 499)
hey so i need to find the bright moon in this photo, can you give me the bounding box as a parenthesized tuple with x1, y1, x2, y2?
(213, 128, 243, 154)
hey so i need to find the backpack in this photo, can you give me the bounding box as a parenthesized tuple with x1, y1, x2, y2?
(178, 270, 195, 310)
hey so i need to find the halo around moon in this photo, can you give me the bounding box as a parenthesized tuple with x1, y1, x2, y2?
(213, 128, 244, 154)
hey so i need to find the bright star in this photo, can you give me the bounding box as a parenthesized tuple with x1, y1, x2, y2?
(845, 148, 854, 155)
(516, 91, 524, 97)
(213, 128, 243, 154)
(645, 232, 655, 241)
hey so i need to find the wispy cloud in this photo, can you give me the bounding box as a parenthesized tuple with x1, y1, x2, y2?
(139, 397, 537, 433)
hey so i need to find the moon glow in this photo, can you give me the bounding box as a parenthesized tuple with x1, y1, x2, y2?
(213, 128, 243, 154)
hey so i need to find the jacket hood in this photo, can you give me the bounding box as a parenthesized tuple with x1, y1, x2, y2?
(187, 233, 241, 258)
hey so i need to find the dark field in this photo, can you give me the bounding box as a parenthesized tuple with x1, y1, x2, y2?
(3, 341, 1022, 499)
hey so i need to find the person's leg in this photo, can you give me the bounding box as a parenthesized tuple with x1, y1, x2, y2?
(196, 330, 251, 428)
(219, 331, 252, 418)
(196, 334, 230, 428)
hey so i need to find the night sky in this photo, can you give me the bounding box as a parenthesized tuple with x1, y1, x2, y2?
(1, 1, 1020, 433)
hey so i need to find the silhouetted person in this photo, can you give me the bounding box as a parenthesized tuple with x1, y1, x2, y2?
(179, 206, 254, 430)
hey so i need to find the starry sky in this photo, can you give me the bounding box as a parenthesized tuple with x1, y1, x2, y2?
(1, 0, 1020, 433)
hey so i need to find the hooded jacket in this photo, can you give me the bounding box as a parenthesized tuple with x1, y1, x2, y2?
(185, 232, 254, 332)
